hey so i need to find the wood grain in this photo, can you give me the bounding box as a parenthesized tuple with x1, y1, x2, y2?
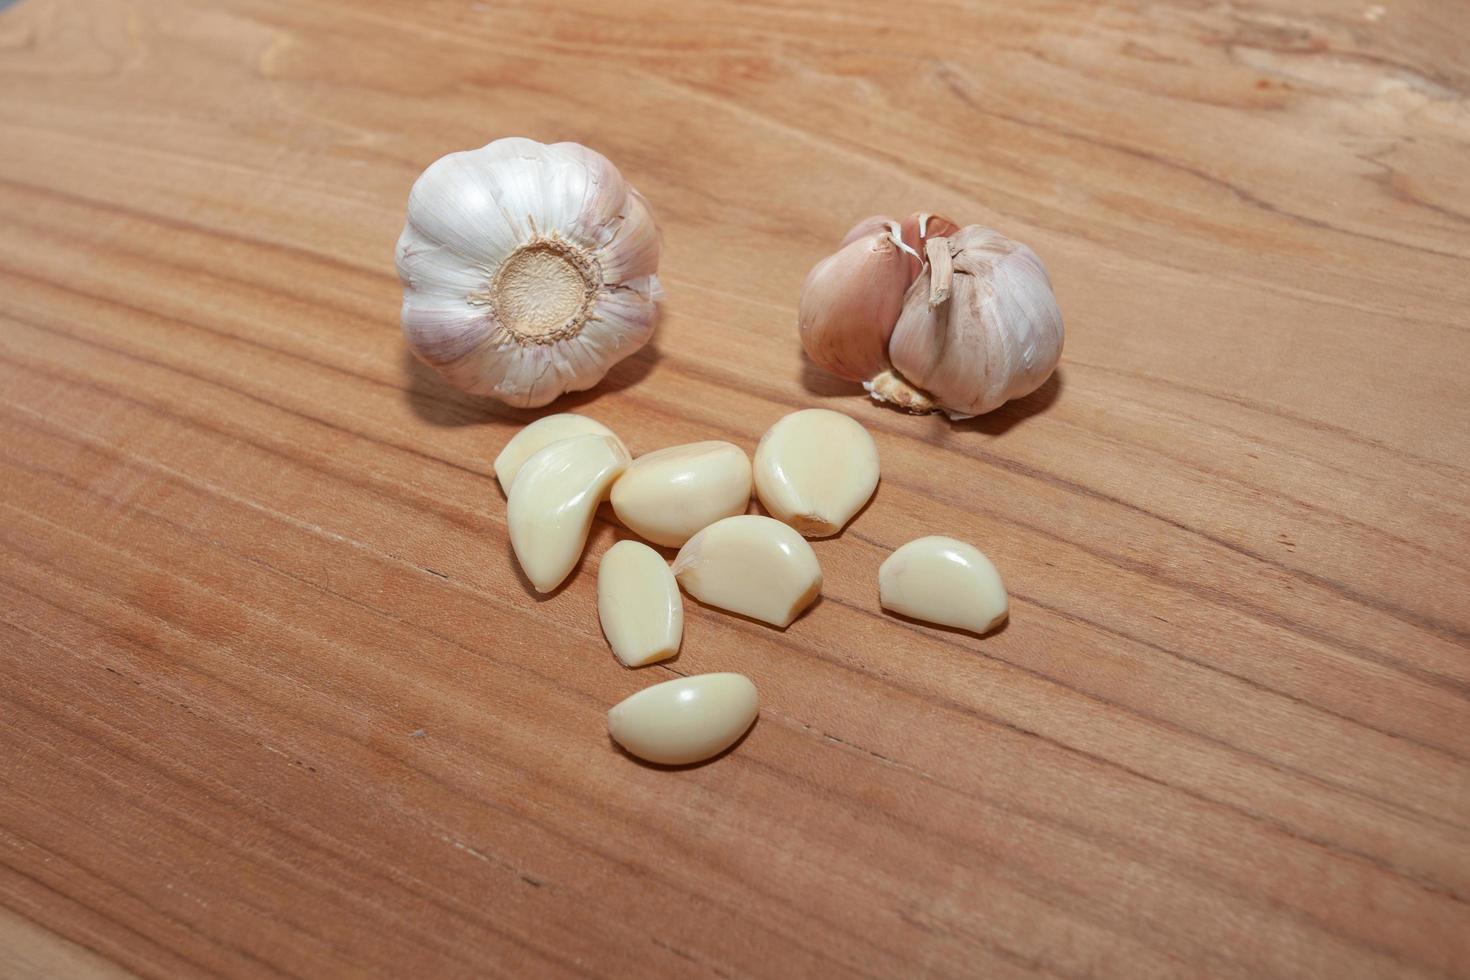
(2, 0, 1468, 976)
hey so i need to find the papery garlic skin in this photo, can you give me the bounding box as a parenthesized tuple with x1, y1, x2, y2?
(885, 227, 1063, 419)
(493, 413, 624, 495)
(898, 212, 960, 282)
(608, 673, 758, 765)
(598, 540, 682, 667)
(672, 515, 822, 628)
(611, 441, 753, 547)
(798, 218, 914, 382)
(396, 137, 662, 408)
(507, 434, 630, 593)
(879, 536, 1008, 636)
(753, 409, 879, 537)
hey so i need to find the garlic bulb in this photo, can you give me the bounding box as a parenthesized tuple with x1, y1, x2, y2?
(798, 213, 1062, 419)
(396, 137, 662, 407)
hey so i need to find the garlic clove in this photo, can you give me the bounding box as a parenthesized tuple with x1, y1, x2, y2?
(507, 434, 630, 593)
(607, 673, 759, 765)
(493, 413, 625, 495)
(598, 187, 662, 283)
(839, 214, 898, 248)
(753, 409, 879, 537)
(797, 224, 915, 382)
(548, 140, 632, 249)
(610, 441, 753, 547)
(883, 227, 1064, 419)
(396, 138, 662, 407)
(672, 515, 822, 627)
(597, 540, 683, 667)
(879, 535, 1008, 636)
(400, 140, 527, 268)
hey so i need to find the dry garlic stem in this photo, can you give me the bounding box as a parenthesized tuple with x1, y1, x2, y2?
(879, 536, 1008, 636)
(507, 434, 629, 593)
(598, 540, 682, 667)
(608, 673, 759, 765)
(611, 441, 752, 547)
(800, 213, 1063, 419)
(753, 409, 879, 537)
(899, 212, 961, 281)
(493, 413, 624, 494)
(672, 515, 822, 627)
(396, 137, 662, 407)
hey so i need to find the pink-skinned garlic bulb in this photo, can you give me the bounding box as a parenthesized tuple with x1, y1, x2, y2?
(798, 213, 1062, 420)
(395, 137, 662, 408)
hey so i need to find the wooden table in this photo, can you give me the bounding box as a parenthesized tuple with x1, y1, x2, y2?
(3, 0, 1468, 976)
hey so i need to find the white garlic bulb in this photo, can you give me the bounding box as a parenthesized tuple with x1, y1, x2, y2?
(799, 213, 1063, 420)
(395, 138, 662, 407)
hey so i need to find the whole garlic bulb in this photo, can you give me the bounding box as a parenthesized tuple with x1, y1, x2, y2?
(395, 138, 662, 408)
(799, 213, 1062, 419)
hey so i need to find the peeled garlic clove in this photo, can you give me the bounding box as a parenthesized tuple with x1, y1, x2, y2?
(609, 441, 752, 547)
(507, 434, 629, 593)
(879, 536, 1008, 636)
(672, 515, 822, 628)
(607, 673, 759, 765)
(493, 413, 625, 494)
(396, 137, 662, 408)
(797, 223, 916, 382)
(753, 409, 879, 538)
(598, 540, 682, 667)
(883, 227, 1064, 419)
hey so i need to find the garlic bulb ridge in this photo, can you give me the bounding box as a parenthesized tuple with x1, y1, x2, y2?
(799, 212, 1063, 419)
(396, 137, 662, 408)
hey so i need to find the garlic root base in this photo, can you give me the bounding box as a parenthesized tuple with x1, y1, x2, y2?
(864, 369, 939, 415)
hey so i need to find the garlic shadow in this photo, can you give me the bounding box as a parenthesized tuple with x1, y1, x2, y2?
(621, 647, 682, 670)
(557, 305, 666, 410)
(608, 715, 760, 771)
(555, 343, 664, 411)
(958, 368, 1065, 437)
(798, 349, 866, 399)
(401, 348, 531, 428)
(800, 364, 1065, 435)
(680, 590, 825, 631)
(881, 606, 1011, 641)
(603, 521, 679, 561)
(400, 323, 662, 428)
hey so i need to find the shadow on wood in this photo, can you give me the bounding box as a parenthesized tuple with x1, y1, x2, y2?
(399, 348, 526, 428)
(398, 325, 664, 427)
(556, 339, 664, 412)
(800, 354, 1065, 438)
(798, 349, 866, 399)
(607, 715, 761, 771)
(959, 368, 1065, 437)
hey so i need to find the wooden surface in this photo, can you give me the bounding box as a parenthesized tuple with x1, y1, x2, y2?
(2, 0, 1468, 976)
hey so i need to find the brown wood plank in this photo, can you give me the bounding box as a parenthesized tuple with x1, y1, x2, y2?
(2, 0, 1467, 975)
